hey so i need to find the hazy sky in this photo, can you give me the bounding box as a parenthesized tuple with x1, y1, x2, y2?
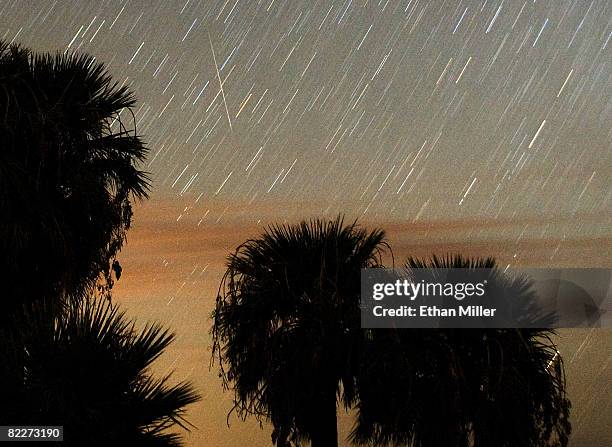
(3, 0, 610, 225)
(3, 1, 611, 445)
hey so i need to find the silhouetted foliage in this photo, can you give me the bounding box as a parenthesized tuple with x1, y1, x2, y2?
(0, 295, 199, 446)
(0, 39, 199, 445)
(211, 216, 388, 447)
(0, 40, 149, 314)
(353, 255, 571, 447)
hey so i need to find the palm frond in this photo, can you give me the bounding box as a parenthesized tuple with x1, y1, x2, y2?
(211, 216, 388, 444)
(353, 254, 571, 447)
(0, 295, 200, 446)
(0, 40, 150, 307)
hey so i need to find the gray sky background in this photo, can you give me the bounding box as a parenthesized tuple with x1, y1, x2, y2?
(3, 0, 610, 225)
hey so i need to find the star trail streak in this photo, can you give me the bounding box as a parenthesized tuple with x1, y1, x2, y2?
(3, 0, 609, 228)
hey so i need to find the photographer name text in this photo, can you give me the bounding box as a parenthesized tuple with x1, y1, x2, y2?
(370, 279, 497, 319)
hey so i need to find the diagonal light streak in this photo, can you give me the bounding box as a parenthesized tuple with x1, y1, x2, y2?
(208, 32, 232, 130)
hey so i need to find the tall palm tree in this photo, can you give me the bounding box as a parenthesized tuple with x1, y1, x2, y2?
(0, 40, 149, 314)
(353, 255, 571, 447)
(0, 295, 200, 446)
(211, 217, 388, 447)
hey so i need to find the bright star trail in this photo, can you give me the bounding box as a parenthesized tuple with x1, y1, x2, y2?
(3, 1, 610, 445)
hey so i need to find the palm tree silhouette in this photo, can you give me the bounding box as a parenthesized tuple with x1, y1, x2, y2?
(0, 40, 149, 314)
(0, 40, 199, 445)
(0, 296, 199, 446)
(211, 217, 388, 446)
(353, 255, 571, 447)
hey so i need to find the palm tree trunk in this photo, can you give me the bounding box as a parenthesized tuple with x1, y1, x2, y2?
(310, 389, 338, 447)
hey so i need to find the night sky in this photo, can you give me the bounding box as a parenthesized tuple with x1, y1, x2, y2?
(3, 1, 611, 445)
(4, 0, 610, 222)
